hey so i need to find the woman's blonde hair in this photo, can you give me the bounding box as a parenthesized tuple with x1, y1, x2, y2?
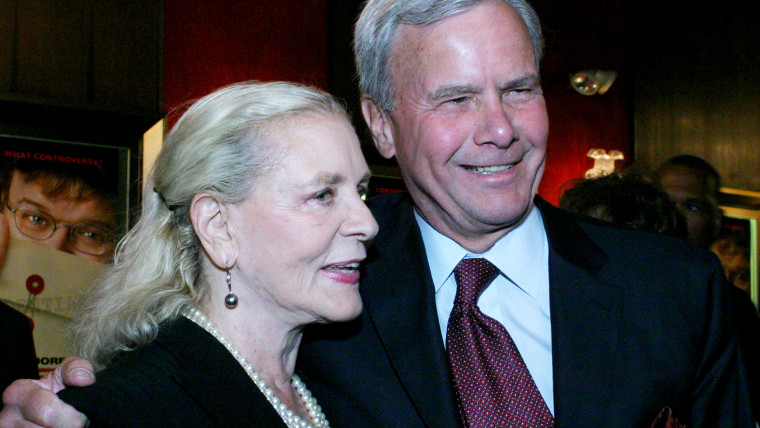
(69, 81, 349, 369)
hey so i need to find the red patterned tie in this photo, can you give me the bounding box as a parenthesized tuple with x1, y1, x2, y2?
(446, 258, 555, 428)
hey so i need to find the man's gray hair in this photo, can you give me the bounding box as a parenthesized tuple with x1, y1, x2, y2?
(354, 0, 543, 111)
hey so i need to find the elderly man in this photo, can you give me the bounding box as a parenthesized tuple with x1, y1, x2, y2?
(1, 0, 753, 427)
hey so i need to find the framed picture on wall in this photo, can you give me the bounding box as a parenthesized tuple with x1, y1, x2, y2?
(717, 187, 760, 309)
(0, 135, 130, 376)
(0, 135, 131, 230)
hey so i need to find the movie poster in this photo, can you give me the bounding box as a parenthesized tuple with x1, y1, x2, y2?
(0, 135, 129, 376)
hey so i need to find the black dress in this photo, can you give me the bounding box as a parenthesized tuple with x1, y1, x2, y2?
(58, 317, 288, 427)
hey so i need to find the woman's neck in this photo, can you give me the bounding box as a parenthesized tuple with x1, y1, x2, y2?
(203, 300, 301, 383)
(186, 308, 314, 426)
(199, 296, 312, 421)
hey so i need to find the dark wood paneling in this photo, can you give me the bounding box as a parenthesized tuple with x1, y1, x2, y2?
(92, 1, 162, 112)
(16, 0, 90, 101)
(0, 0, 16, 92)
(2, 0, 162, 114)
(632, 0, 760, 191)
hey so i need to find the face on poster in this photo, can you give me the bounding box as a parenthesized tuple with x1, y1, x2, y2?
(0, 135, 129, 375)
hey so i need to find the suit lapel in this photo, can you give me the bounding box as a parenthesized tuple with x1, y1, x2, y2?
(362, 195, 461, 427)
(362, 196, 624, 426)
(537, 198, 623, 425)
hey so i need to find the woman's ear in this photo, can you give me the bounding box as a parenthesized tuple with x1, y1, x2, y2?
(360, 95, 396, 159)
(190, 193, 237, 269)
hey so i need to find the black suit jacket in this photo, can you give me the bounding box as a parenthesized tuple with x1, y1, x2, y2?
(298, 193, 753, 427)
(0, 301, 37, 395)
(58, 317, 287, 427)
(732, 286, 760, 420)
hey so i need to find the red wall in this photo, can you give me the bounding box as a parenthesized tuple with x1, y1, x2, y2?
(163, 0, 328, 122)
(532, 0, 632, 205)
(538, 74, 631, 205)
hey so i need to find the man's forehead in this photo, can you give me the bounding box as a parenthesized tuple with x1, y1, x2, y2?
(660, 166, 716, 196)
(388, 2, 535, 84)
(9, 171, 118, 224)
(12, 169, 103, 197)
(393, 2, 523, 42)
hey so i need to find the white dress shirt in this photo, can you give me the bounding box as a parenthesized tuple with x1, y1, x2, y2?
(415, 204, 554, 413)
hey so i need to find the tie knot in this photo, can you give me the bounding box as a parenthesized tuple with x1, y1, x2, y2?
(453, 258, 500, 305)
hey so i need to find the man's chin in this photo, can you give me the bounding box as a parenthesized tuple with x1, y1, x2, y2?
(468, 198, 534, 229)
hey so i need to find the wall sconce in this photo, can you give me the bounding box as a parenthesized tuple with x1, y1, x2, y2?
(571, 70, 617, 96)
(585, 148, 624, 178)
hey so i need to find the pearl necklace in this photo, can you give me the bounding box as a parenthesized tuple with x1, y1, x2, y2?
(183, 308, 330, 428)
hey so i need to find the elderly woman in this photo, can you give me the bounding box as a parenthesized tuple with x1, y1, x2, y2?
(52, 81, 378, 427)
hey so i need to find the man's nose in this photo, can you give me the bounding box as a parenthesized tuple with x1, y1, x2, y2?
(41, 226, 76, 254)
(473, 96, 517, 148)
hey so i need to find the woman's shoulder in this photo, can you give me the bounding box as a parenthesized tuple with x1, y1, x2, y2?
(57, 317, 288, 427)
(56, 318, 211, 426)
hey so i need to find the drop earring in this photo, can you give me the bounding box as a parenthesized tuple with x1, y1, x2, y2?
(224, 265, 238, 309)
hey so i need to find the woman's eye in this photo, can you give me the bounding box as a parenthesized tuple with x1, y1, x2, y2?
(313, 189, 334, 202)
(358, 184, 369, 199)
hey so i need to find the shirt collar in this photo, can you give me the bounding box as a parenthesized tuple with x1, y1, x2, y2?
(415, 204, 547, 299)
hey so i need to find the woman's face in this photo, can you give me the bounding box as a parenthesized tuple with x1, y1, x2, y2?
(229, 113, 378, 324)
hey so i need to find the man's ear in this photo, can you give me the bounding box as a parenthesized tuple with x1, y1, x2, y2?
(190, 193, 237, 269)
(361, 95, 396, 159)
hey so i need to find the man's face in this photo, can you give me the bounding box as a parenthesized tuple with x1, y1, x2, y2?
(3, 171, 117, 262)
(659, 165, 721, 248)
(363, 2, 548, 252)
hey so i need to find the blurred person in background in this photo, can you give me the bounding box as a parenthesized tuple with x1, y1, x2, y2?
(657, 154, 722, 249)
(563, 168, 759, 423)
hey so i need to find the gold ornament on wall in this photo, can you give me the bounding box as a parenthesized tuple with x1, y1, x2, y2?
(571, 70, 617, 96)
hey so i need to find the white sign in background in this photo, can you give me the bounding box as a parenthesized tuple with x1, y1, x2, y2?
(0, 237, 105, 376)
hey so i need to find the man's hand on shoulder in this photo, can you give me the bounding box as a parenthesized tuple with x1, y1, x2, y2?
(0, 357, 94, 428)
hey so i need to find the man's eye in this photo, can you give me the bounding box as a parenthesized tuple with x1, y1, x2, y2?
(504, 87, 536, 99)
(21, 214, 49, 228)
(684, 202, 706, 212)
(447, 97, 468, 104)
(27, 215, 46, 225)
(78, 231, 104, 244)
